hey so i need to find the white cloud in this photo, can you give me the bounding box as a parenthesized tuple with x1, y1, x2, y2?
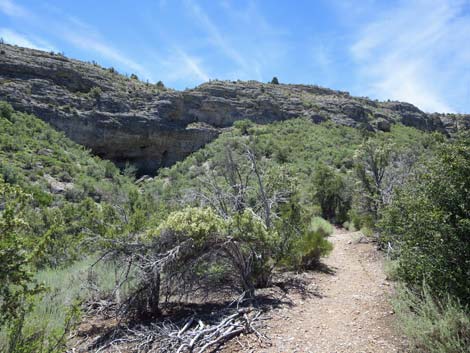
(41, 11, 151, 79)
(0, 0, 152, 81)
(0, 0, 30, 18)
(185, 0, 246, 68)
(0, 28, 54, 51)
(308, 42, 337, 87)
(158, 48, 209, 84)
(62, 30, 150, 79)
(184, 0, 276, 82)
(0, 0, 284, 87)
(176, 49, 210, 82)
(351, 0, 470, 113)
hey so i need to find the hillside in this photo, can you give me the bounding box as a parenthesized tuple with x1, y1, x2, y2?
(145, 118, 437, 224)
(0, 101, 142, 266)
(0, 102, 130, 203)
(1, 43, 469, 175)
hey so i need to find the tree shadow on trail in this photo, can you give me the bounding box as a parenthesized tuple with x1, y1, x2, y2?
(269, 260, 337, 301)
(315, 262, 337, 275)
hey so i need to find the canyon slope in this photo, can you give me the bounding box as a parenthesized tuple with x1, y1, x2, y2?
(1, 43, 468, 174)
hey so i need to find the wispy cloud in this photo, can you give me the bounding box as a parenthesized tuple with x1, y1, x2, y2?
(183, 0, 285, 82)
(307, 41, 338, 88)
(0, 28, 55, 51)
(0, 0, 30, 18)
(33, 8, 152, 80)
(185, 0, 246, 68)
(61, 28, 150, 79)
(350, 0, 470, 113)
(175, 49, 210, 82)
(156, 47, 209, 84)
(0, 0, 153, 81)
(0, 0, 289, 87)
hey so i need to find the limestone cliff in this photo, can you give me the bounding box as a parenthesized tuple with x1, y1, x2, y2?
(1, 44, 468, 174)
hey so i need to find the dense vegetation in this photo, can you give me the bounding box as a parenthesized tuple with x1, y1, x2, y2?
(0, 102, 149, 266)
(380, 134, 470, 352)
(0, 102, 150, 352)
(1, 100, 469, 352)
(147, 117, 435, 223)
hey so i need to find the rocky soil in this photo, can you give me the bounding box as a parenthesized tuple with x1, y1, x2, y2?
(1, 43, 469, 174)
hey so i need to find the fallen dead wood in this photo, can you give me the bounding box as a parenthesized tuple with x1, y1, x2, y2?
(89, 307, 267, 353)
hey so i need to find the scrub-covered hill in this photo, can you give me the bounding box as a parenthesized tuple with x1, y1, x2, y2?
(2, 43, 468, 175)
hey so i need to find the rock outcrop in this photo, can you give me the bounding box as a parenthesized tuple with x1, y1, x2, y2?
(1, 44, 468, 174)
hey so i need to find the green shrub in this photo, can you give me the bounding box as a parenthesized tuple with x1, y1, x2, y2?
(342, 221, 357, 232)
(0, 102, 14, 121)
(3, 294, 81, 353)
(312, 163, 351, 223)
(393, 285, 470, 353)
(0, 104, 143, 267)
(290, 230, 333, 270)
(227, 209, 279, 289)
(28, 185, 53, 207)
(381, 134, 470, 304)
(283, 217, 333, 270)
(89, 86, 102, 100)
(360, 226, 374, 237)
(310, 216, 334, 237)
(0, 163, 20, 184)
(348, 208, 373, 231)
(123, 163, 137, 179)
(64, 186, 85, 202)
(156, 207, 278, 294)
(104, 160, 118, 179)
(156, 207, 225, 245)
(353, 138, 394, 219)
(274, 146, 290, 163)
(0, 178, 83, 352)
(0, 257, 121, 353)
(233, 119, 254, 135)
(0, 179, 41, 325)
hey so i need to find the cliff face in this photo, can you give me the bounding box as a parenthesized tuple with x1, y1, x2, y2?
(1, 44, 469, 174)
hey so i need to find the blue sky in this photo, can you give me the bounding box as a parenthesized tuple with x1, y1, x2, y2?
(1, 0, 469, 113)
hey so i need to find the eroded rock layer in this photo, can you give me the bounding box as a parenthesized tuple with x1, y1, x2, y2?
(1, 44, 468, 174)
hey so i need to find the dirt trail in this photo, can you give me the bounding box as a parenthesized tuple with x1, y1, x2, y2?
(232, 229, 407, 353)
